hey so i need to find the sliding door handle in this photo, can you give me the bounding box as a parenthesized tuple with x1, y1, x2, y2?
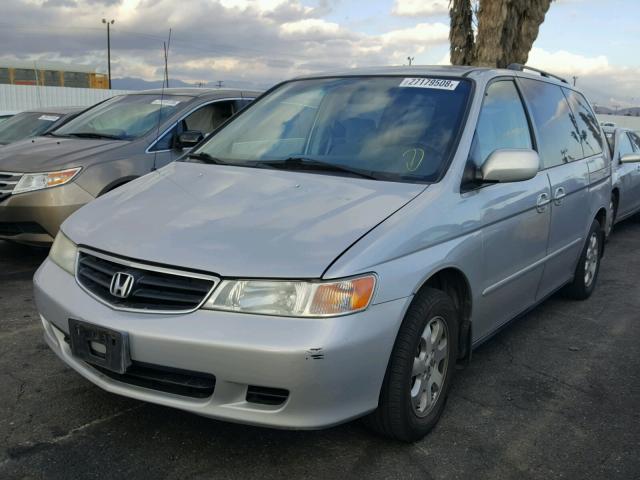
(553, 187, 566, 206)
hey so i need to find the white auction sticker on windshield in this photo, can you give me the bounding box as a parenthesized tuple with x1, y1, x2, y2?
(151, 99, 181, 107)
(38, 115, 60, 121)
(399, 78, 459, 90)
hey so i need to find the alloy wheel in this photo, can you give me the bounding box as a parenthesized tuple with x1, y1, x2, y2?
(584, 232, 599, 288)
(410, 316, 449, 417)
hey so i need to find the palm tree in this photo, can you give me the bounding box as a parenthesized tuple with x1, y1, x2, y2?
(450, 0, 553, 67)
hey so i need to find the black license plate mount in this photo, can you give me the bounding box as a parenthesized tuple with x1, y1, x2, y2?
(68, 319, 131, 374)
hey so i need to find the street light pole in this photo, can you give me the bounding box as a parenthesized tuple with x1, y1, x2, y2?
(102, 18, 115, 89)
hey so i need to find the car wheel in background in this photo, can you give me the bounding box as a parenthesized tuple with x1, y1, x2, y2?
(563, 218, 603, 300)
(605, 195, 617, 239)
(365, 287, 459, 442)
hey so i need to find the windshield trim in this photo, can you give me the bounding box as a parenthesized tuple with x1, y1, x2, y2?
(186, 75, 476, 185)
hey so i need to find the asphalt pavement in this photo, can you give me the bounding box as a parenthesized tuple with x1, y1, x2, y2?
(1, 219, 639, 479)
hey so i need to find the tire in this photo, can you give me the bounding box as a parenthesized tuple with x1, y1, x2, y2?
(365, 287, 459, 442)
(605, 195, 617, 239)
(562, 218, 603, 300)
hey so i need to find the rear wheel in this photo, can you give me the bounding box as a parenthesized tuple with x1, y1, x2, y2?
(365, 288, 459, 442)
(563, 218, 603, 300)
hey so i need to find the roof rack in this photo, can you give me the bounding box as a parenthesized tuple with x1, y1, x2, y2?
(507, 63, 568, 84)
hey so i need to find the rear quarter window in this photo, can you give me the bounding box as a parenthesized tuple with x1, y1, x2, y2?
(519, 79, 583, 169)
(562, 88, 604, 157)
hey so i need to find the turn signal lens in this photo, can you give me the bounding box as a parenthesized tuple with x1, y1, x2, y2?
(309, 276, 376, 315)
(47, 169, 80, 187)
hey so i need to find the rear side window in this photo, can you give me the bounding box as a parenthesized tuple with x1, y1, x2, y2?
(628, 132, 640, 152)
(470, 80, 532, 168)
(562, 88, 604, 157)
(519, 79, 583, 169)
(617, 132, 635, 159)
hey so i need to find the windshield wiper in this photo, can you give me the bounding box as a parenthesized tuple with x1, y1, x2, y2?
(261, 157, 379, 180)
(186, 152, 230, 165)
(65, 132, 125, 140)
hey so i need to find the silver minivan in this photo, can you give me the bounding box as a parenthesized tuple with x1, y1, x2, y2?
(602, 126, 640, 235)
(34, 66, 611, 442)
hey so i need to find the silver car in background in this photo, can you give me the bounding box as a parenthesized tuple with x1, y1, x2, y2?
(34, 65, 610, 442)
(602, 126, 640, 235)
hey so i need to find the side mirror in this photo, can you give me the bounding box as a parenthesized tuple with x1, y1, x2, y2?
(176, 130, 204, 149)
(620, 152, 640, 163)
(481, 149, 540, 183)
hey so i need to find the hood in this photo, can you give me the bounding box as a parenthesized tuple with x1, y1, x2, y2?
(0, 136, 131, 172)
(64, 162, 426, 278)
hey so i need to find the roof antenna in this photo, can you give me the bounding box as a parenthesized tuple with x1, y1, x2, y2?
(33, 61, 43, 108)
(152, 28, 172, 172)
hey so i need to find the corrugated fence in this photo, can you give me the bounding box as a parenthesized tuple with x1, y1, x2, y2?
(0, 84, 130, 113)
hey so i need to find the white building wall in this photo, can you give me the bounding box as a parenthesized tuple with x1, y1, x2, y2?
(0, 84, 130, 113)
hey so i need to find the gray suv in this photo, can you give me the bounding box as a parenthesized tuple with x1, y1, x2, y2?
(34, 66, 610, 442)
(0, 88, 259, 245)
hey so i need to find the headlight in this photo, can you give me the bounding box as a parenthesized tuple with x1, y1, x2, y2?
(203, 274, 376, 317)
(49, 231, 78, 275)
(14, 167, 81, 194)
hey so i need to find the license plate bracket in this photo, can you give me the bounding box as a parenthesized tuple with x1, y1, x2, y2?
(68, 319, 131, 374)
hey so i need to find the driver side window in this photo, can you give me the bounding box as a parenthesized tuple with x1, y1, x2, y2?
(150, 100, 236, 152)
(463, 80, 533, 189)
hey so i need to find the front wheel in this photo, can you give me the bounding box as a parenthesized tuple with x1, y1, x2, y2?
(605, 195, 617, 239)
(365, 288, 459, 442)
(563, 218, 603, 300)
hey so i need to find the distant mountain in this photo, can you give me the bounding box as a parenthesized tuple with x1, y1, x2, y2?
(111, 77, 196, 90)
(112, 76, 270, 92)
(595, 105, 640, 117)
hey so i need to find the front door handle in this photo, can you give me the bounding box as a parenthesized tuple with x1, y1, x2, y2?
(553, 187, 566, 206)
(536, 193, 550, 213)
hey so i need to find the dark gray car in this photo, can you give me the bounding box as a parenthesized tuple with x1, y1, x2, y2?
(0, 107, 81, 145)
(0, 88, 260, 245)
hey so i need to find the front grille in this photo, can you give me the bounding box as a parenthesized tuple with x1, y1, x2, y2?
(0, 222, 47, 236)
(0, 171, 22, 203)
(93, 361, 216, 398)
(76, 250, 218, 313)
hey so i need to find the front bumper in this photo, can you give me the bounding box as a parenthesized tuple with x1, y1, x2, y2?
(0, 183, 94, 245)
(34, 258, 411, 429)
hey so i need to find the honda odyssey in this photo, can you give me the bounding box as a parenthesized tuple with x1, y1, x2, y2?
(34, 65, 611, 441)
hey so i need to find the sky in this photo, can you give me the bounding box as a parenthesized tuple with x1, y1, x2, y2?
(1, 0, 638, 107)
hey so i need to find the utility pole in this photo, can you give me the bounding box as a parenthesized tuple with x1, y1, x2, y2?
(572, 76, 578, 87)
(102, 18, 115, 89)
(407, 56, 415, 66)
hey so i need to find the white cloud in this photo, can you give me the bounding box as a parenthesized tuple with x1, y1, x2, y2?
(527, 47, 610, 76)
(280, 19, 343, 39)
(527, 47, 640, 107)
(392, 0, 449, 17)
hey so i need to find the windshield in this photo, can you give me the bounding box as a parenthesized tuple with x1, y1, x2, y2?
(191, 77, 471, 182)
(55, 94, 191, 140)
(0, 112, 65, 144)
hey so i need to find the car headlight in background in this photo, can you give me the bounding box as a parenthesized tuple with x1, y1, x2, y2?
(203, 274, 376, 317)
(14, 167, 81, 194)
(49, 231, 78, 275)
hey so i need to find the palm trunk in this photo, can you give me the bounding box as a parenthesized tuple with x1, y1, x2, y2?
(450, 0, 552, 68)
